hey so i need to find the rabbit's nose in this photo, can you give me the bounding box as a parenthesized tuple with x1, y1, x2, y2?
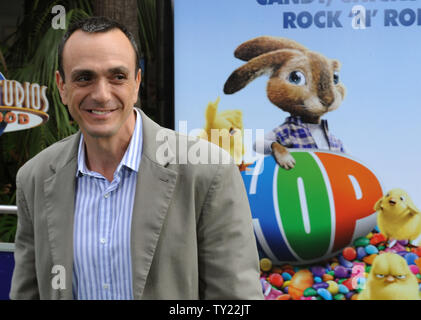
(318, 71, 335, 107)
(318, 89, 334, 108)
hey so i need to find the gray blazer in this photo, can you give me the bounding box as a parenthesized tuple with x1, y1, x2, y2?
(10, 109, 263, 300)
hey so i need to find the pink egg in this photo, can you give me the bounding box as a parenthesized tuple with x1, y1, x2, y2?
(409, 265, 419, 275)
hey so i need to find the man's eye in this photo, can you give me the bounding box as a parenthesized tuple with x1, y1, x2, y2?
(114, 74, 127, 80)
(76, 76, 91, 82)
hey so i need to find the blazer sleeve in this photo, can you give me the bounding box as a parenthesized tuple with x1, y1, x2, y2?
(197, 163, 264, 299)
(9, 174, 40, 299)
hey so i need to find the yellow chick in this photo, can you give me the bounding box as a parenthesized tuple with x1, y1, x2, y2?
(374, 189, 421, 241)
(358, 253, 420, 300)
(198, 97, 245, 165)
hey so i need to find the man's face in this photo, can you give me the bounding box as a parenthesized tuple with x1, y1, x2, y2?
(56, 29, 141, 139)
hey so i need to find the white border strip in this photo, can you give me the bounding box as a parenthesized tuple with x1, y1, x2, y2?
(0, 205, 17, 215)
(0, 242, 15, 252)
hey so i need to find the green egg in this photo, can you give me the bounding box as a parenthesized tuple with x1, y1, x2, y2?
(354, 237, 370, 247)
(303, 287, 317, 297)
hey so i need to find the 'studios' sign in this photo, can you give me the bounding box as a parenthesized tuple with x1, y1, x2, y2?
(242, 150, 383, 265)
(0, 72, 49, 135)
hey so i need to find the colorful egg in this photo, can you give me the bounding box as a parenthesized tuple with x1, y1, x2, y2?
(288, 269, 314, 300)
(241, 150, 383, 265)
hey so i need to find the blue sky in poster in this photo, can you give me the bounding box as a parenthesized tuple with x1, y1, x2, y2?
(174, 0, 421, 202)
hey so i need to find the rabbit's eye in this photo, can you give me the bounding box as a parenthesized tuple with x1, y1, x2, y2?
(288, 71, 306, 86)
(333, 71, 340, 85)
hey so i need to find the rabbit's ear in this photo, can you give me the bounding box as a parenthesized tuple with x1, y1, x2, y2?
(235, 36, 308, 62)
(224, 49, 297, 94)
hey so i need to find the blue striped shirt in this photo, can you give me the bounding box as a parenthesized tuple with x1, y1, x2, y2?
(72, 109, 142, 300)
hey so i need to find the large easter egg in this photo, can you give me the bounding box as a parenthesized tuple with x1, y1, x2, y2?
(241, 150, 383, 265)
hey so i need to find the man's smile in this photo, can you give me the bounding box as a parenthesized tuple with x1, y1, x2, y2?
(83, 108, 117, 119)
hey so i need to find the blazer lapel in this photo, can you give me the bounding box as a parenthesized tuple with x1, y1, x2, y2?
(44, 133, 80, 300)
(131, 110, 178, 299)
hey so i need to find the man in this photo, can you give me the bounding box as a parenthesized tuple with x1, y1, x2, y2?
(10, 17, 263, 300)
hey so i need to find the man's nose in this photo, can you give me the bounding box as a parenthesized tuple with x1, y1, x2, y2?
(90, 79, 111, 103)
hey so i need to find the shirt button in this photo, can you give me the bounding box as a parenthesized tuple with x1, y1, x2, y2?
(100, 238, 107, 244)
(104, 193, 110, 198)
(103, 283, 109, 290)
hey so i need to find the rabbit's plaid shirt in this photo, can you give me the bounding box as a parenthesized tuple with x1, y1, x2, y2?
(274, 116, 345, 153)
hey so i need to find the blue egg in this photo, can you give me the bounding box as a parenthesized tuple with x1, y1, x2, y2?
(314, 276, 322, 283)
(317, 288, 332, 300)
(281, 272, 292, 281)
(404, 253, 418, 265)
(365, 245, 379, 255)
(339, 255, 354, 268)
(357, 247, 367, 260)
(338, 284, 349, 294)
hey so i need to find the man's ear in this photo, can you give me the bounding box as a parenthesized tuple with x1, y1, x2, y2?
(133, 68, 141, 104)
(55, 70, 67, 105)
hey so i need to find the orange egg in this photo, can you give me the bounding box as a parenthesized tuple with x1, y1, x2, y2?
(363, 254, 377, 265)
(322, 274, 334, 282)
(415, 257, 421, 271)
(288, 270, 314, 300)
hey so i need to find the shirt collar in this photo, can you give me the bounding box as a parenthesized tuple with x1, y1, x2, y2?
(76, 108, 143, 177)
(285, 115, 329, 129)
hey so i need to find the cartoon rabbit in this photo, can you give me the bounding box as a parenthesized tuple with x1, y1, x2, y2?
(224, 36, 346, 170)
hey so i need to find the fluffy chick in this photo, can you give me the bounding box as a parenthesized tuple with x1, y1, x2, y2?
(198, 97, 245, 165)
(374, 189, 421, 241)
(358, 253, 420, 300)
